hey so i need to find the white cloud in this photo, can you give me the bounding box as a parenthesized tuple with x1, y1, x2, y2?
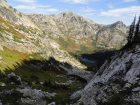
(15, 5, 35, 9)
(44, 8, 58, 12)
(14, 0, 59, 14)
(15, 4, 58, 14)
(15, 4, 50, 9)
(60, 0, 100, 4)
(80, 6, 96, 13)
(100, 6, 140, 17)
(123, 0, 136, 2)
(15, 0, 37, 3)
(61, 0, 87, 4)
(108, 4, 113, 8)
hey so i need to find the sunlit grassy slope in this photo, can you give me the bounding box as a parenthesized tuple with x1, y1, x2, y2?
(0, 47, 28, 71)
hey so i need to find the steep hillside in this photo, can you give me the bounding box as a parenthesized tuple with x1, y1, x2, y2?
(71, 43, 140, 105)
(29, 11, 128, 54)
(0, 0, 85, 70)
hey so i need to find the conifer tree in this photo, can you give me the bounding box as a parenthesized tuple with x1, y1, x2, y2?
(127, 15, 136, 45)
(121, 15, 140, 50)
(132, 15, 140, 43)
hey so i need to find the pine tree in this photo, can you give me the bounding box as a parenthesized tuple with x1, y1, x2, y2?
(121, 15, 140, 50)
(132, 15, 140, 43)
(48, 78, 51, 86)
(127, 15, 136, 45)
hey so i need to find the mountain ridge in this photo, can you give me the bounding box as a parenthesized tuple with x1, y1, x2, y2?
(0, 0, 86, 69)
(29, 11, 128, 54)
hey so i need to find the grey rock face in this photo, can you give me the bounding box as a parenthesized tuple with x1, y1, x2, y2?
(0, 0, 39, 29)
(132, 87, 140, 92)
(48, 102, 56, 105)
(7, 72, 22, 85)
(0, 87, 56, 105)
(59, 64, 93, 82)
(71, 44, 140, 105)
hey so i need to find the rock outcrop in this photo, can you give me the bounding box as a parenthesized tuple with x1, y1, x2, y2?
(71, 44, 140, 105)
(59, 64, 93, 82)
(0, 0, 39, 29)
(17, 87, 56, 105)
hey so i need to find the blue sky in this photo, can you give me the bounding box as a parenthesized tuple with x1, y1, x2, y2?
(6, 0, 140, 26)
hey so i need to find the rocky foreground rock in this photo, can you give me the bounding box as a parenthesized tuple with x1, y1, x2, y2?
(71, 44, 140, 105)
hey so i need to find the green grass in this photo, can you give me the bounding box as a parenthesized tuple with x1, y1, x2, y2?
(0, 81, 5, 85)
(70, 44, 94, 55)
(58, 37, 72, 48)
(0, 47, 28, 71)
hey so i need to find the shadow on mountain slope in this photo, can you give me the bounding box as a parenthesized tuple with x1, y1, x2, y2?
(0, 57, 86, 105)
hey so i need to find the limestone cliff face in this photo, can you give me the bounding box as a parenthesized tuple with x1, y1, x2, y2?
(71, 44, 140, 104)
(29, 11, 128, 52)
(0, 1, 85, 69)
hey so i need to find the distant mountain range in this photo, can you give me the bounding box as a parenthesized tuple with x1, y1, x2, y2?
(29, 11, 128, 54)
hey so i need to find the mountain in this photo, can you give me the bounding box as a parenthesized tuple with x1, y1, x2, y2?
(0, 1, 139, 105)
(0, 0, 85, 69)
(29, 11, 128, 54)
(0, 0, 128, 70)
(0, 0, 38, 29)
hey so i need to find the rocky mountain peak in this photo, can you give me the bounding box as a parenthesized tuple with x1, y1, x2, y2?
(57, 11, 87, 23)
(0, 1, 40, 29)
(109, 21, 128, 33)
(110, 21, 126, 27)
(61, 11, 74, 17)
